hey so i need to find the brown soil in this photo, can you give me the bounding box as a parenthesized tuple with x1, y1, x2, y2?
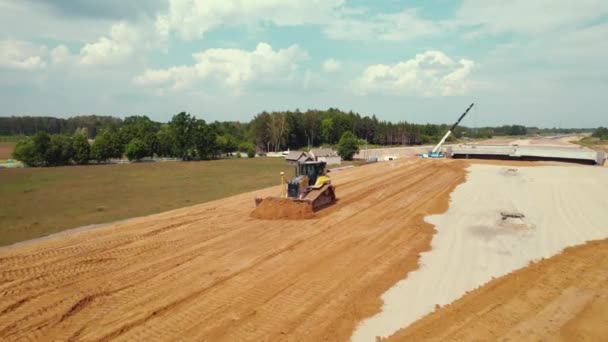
(250, 197, 315, 220)
(387, 239, 608, 341)
(0, 142, 15, 160)
(0, 159, 465, 341)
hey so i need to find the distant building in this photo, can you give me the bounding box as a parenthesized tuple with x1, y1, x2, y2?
(286, 151, 314, 165)
(310, 148, 341, 165)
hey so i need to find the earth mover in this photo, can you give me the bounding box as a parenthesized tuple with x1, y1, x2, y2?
(252, 160, 336, 219)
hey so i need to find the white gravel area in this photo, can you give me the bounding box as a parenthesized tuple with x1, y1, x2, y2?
(352, 164, 608, 341)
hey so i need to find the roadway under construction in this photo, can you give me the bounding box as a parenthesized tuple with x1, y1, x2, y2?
(448, 144, 605, 165)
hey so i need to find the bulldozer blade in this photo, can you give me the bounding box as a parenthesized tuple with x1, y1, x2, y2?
(251, 184, 337, 220)
(250, 196, 315, 220)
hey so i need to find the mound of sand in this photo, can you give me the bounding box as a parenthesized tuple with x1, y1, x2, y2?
(250, 196, 315, 220)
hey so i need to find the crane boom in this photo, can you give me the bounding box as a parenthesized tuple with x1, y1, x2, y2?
(431, 103, 475, 153)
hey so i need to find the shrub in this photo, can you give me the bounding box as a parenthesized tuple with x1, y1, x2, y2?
(12, 132, 51, 166)
(247, 147, 256, 158)
(12, 139, 39, 166)
(72, 133, 91, 164)
(91, 128, 122, 162)
(46, 134, 74, 166)
(125, 138, 148, 161)
(337, 131, 360, 161)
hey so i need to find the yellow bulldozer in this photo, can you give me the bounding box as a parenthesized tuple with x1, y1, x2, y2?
(252, 160, 336, 220)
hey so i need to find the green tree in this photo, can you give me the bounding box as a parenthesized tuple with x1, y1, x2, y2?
(169, 112, 197, 160)
(119, 116, 159, 156)
(336, 131, 360, 161)
(251, 112, 271, 152)
(592, 127, 608, 140)
(238, 142, 254, 153)
(32, 131, 51, 161)
(303, 110, 321, 147)
(508, 125, 527, 136)
(72, 132, 91, 164)
(267, 112, 288, 152)
(12, 139, 39, 166)
(321, 118, 334, 144)
(194, 120, 216, 159)
(46, 134, 74, 166)
(215, 135, 238, 157)
(125, 138, 148, 161)
(156, 124, 176, 157)
(14, 131, 52, 166)
(91, 128, 122, 162)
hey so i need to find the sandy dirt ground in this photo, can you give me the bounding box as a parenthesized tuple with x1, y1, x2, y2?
(0, 159, 466, 341)
(353, 164, 608, 340)
(1, 157, 605, 341)
(0, 142, 15, 160)
(387, 239, 608, 341)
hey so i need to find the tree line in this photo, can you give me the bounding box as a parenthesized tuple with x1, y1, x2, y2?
(592, 127, 608, 140)
(12, 113, 255, 166)
(0, 115, 121, 138)
(4, 108, 597, 167)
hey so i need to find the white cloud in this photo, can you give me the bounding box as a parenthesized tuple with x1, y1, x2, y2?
(458, 0, 608, 34)
(322, 58, 341, 72)
(79, 22, 140, 66)
(156, 0, 443, 42)
(50, 45, 73, 65)
(354, 51, 476, 97)
(134, 42, 309, 92)
(0, 40, 47, 70)
(158, 0, 344, 40)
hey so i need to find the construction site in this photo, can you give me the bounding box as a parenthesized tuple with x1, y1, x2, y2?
(3, 0, 608, 339)
(1, 129, 607, 341)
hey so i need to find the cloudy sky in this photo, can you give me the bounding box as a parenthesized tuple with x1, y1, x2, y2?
(1, 0, 607, 127)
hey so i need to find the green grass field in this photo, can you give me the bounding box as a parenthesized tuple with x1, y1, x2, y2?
(575, 137, 608, 152)
(0, 158, 294, 247)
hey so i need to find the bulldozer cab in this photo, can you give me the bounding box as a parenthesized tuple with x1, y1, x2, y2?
(296, 161, 326, 186)
(252, 159, 336, 219)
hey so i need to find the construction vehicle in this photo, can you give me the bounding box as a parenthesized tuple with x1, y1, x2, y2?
(252, 159, 336, 219)
(421, 103, 475, 158)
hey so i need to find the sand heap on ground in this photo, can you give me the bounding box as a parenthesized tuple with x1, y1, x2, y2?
(250, 196, 315, 220)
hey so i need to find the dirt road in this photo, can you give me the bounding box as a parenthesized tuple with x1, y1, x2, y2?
(0, 159, 465, 341)
(388, 239, 608, 341)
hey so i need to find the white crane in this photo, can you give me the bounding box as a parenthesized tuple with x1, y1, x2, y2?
(422, 103, 475, 158)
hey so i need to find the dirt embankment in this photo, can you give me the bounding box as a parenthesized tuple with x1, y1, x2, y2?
(0, 159, 465, 341)
(387, 239, 608, 341)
